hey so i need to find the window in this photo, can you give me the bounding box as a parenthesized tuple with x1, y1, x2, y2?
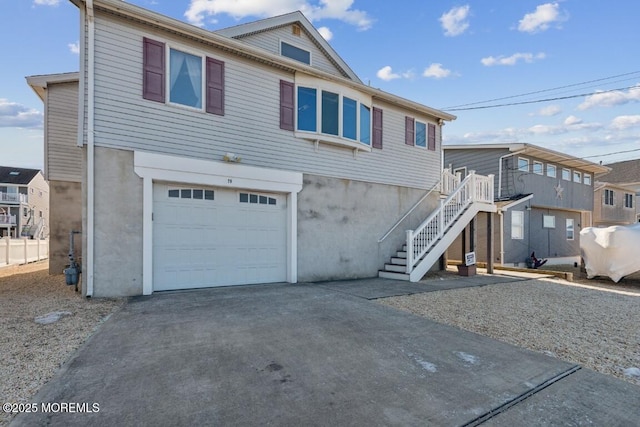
(405, 117, 436, 150)
(511, 211, 524, 239)
(566, 219, 574, 240)
(23, 207, 28, 217)
(584, 174, 591, 185)
(143, 38, 224, 115)
(543, 215, 555, 228)
(169, 48, 202, 109)
(280, 41, 311, 64)
(518, 158, 529, 172)
(604, 189, 614, 206)
(562, 168, 571, 181)
(573, 171, 581, 183)
(39, 211, 43, 218)
(168, 188, 214, 200)
(296, 85, 372, 146)
(625, 193, 634, 208)
(547, 164, 556, 178)
(533, 161, 543, 175)
(239, 193, 277, 206)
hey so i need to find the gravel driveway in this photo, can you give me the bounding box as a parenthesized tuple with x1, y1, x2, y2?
(0, 262, 124, 426)
(380, 272, 640, 388)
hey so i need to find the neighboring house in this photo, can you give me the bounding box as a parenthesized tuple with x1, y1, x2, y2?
(593, 158, 640, 226)
(444, 143, 609, 267)
(0, 166, 49, 239)
(27, 72, 82, 274)
(27, 0, 496, 297)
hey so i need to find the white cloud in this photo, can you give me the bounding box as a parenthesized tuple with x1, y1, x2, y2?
(33, 0, 60, 5)
(518, 2, 566, 33)
(481, 52, 545, 66)
(423, 63, 451, 79)
(531, 105, 561, 117)
(0, 99, 43, 129)
(578, 84, 640, 110)
(376, 66, 400, 81)
(610, 115, 640, 130)
(564, 115, 582, 126)
(184, 0, 373, 30)
(317, 26, 333, 41)
(68, 41, 80, 54)
(439, 5, 470, 37)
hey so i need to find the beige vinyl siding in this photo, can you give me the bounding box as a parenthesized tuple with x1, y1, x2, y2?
(47, 82, 82, 182)
(231, 24, 348, 79)
(88, 12, 442, 189)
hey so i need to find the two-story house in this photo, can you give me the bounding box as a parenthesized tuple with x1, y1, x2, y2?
(444, 143, 609, 267)
(28, 0, 495, 297)
(593, 158, 640, 226)
(0, 166, 49, 239)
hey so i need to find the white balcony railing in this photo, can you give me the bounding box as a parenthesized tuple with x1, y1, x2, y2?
(0, 214, 16, 225)
(0, 192, 28, 203)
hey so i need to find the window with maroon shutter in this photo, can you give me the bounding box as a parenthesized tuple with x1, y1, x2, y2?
(280, 80, 294, 130)
(143, 38, 165, 102)
(427, 123, 436, 151)
(405, 116, 415, 146)
(372, 107, 383, 149)
(206, 57, 224, 115)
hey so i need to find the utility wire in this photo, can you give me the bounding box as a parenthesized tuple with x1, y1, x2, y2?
(442, 70, 640, 110)
(444, 85, 638, 112)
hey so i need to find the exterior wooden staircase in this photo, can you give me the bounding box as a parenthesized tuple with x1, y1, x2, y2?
(379, 171, 496, 282)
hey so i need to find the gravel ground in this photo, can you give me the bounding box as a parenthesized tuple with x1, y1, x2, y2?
(380, 270, 640, 388)
(0, 262, 124, 426)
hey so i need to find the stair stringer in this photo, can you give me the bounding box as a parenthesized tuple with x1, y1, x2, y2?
(408, 202, 496, 282)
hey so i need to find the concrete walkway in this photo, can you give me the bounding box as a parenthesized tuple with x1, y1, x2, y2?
(12, 275, 639, 426)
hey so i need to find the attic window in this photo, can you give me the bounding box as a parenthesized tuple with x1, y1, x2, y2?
(292, 24, 301, 36)
(281, 41, 311, 65)
(9, 171, 19, 176)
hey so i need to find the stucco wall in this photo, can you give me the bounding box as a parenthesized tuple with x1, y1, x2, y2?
(49, 180, 82, 274)
(92, 147, 144, 297)
(297, 174, 439, 281)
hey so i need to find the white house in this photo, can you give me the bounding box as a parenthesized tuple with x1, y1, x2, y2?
(28, 0, 495, 297)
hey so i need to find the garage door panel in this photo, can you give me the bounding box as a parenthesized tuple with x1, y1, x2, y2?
(153, 184, 287, 291)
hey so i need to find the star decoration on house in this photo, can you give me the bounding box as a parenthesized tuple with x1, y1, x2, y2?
(554, 182, 564, 199)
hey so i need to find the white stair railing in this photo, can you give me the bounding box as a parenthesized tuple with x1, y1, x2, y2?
(405, 171, 494, 274)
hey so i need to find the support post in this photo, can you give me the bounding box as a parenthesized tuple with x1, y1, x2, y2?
(405, 230, 413, 274)
(487, 212, 494, 274)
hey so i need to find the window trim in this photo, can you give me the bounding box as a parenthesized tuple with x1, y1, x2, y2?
(294, 78, 373, 151)
(573, 170, 582, 183)
(583, 174, 591, 185)
(533, 161, 543, 175)
(543, 215, 555, 228)
(546, 164, 556, 178)
(562, 168, 571, 181)
(604, 189, 614, 206)
(280, 39, 312, 65)
(566, 218, 575, 241)
(511, 210, 524, 240)
(518, 157, 529, 172)
(166, 46, 206, 111)
(624, 193, 634, 209)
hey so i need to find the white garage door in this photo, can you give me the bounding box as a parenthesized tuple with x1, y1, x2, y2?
(152, 183, 287, 291)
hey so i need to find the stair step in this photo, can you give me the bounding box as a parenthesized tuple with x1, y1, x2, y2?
(396, 251, 407, 258)
(384, 264, 406, 273)
(390, 257, 407, 266)
(378, 271, 410, 281)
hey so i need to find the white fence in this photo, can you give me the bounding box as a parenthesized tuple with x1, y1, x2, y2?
(0, 238, 49, 267)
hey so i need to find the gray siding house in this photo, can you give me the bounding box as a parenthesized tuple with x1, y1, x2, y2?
(27, 0, 499, 297)
(593, 159, 640, 226)
(27, 73, 82, 273)
(444, 144, 609, 267)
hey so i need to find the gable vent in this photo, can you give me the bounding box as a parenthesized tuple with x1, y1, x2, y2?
(292, 24, 301, 36)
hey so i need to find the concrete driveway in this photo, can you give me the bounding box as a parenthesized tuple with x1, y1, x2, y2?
(12, 277, 640, 426)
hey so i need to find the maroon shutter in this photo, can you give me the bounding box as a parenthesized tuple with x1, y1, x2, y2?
(428, 123, 436, 151)
(206, 57, 225, 115)
(372, 107, 383, 149)
(143, 38, 165, 102)
(280, 80, 295, 131)
(405, 116, 415, 146)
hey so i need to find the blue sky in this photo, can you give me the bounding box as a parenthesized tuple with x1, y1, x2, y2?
(2, 0, 639, 170)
